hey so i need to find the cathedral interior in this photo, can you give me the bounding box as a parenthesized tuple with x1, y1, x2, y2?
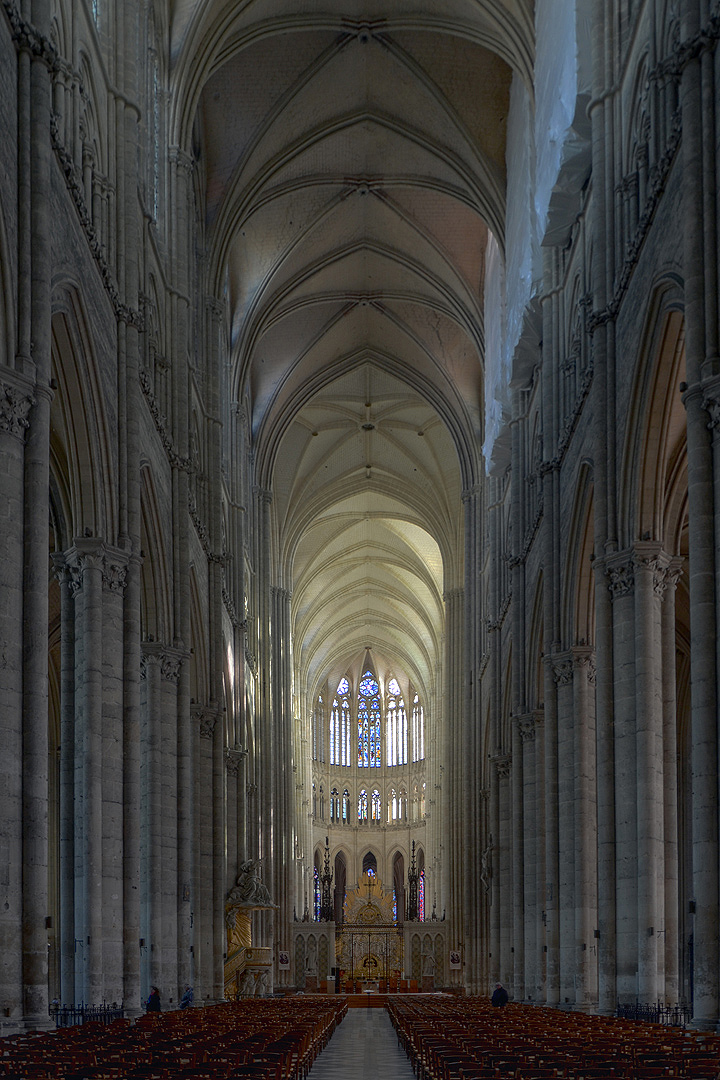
(3, 0, 720, 1034)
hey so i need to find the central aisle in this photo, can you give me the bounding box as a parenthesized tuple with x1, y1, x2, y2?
(307, 1005, 416, 1079)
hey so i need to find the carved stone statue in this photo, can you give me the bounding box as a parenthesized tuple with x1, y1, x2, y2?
(225, 860, 276, 924)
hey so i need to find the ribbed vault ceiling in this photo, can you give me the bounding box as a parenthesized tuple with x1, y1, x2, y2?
(172, 0, 532, 705)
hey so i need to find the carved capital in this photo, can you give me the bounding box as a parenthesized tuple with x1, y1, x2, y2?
(102, 559, 128, 594)
(161, 652, 182, 683)
(193, 706, 218, 740)
(633, 543, 672, 598)
(552, 658, 573, 687)
(572, 647, 596, 687)
(491, 753, 511, 780)
(517, 715, 536, 743)
(606, 556, 634, 599)
(225, 746, 248, 776)
(0, 380, 35, 439)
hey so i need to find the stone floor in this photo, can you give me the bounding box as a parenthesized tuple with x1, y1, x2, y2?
(307, 1006, 416, 1079)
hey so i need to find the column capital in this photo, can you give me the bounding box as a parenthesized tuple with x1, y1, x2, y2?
(572, 645, 596, 686)
(490, 752, 511, 780)
(225, 746, 248, 775)
(192, 705, 220, 740)
(0, 378, 35, 440)
(605, 551, 635, 599)
(632, 543, 674, 598)
(551, 655, 574, 687)
(515, 714, 537, 742)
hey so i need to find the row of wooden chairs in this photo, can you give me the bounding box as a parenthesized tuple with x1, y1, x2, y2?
(388, 997, 720, 1080)
(0, 998, 347, 1079)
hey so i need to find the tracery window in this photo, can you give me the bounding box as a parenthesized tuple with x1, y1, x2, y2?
(371, 788, 381, 821)
(386, 677, 407, 766)
(330, 677, 351, 765)
(358, 788, 368, 821)
(330, 787, 340, 823)
(389, 788, 397, 822)
(312, 783, 317, 818)
(358, 670, 381, 767)
(363, 851, 377, 876)
(412, 692, 424, 762)
(319, 785, 325, 821)
(342, 788, 350, 824)
(313, 695, 325, 762)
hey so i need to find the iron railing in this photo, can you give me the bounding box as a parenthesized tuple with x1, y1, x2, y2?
(49, 1001, 125, 1027)
(616, 1001, 692, 1027)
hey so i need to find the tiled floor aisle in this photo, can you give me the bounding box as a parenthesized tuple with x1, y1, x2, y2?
(307, 1007, 416, 1079)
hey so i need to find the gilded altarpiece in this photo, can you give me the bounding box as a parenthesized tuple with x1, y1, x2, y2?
(337, 873, 404, 980)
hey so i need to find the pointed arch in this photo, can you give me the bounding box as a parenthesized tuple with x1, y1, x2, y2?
(50, 292, 116, 539)
(139, 464, 172, 644)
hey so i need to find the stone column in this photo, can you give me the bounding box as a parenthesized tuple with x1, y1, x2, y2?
(443, 585, 464, 986)
(67, 541, 106, 1005)
(519, 716, 537, 999)
(0, 378, 36, 1026)
(22, 0, 54, 1026)
(101, 550, 129, 1005)
(160, 651, 182, 1003)
(462, 483, 483, 995)
(662, 560, 683, 1002)
(606, 553, 637, 1002)
(553, 655, 574, 1003)
(51, 557, 76, 1004)
(194, 706, 218, 1004)
(543, 651, 560, 1006)
(510, 715, 524, 998)
(494, 754, 512, 986)
(633, 545, 667, 1003)
(140, 644, 164, 998)
(681, 0, 720, 1027)
(533, 712, 546, 1002)
(594, 555, 617, 1012)
(572, 647, 597, 1009)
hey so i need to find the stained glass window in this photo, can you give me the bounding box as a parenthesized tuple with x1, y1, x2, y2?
(412, 693, 424, 762)
(342, 789, 350, 823)
(313, 695, 324, 762)
(313, 867, 320, 920)
(386, 677, 407, 766)
(330, 698, 340, 764)
(330, 787, 339, 822)
(358, 788, 368, 821)
(358, 670, 381, 767)
(371, 788, 381, 821)
(331, 678, 351, 765)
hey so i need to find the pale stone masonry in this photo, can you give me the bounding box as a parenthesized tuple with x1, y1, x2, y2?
(1, 0, 720, 1037)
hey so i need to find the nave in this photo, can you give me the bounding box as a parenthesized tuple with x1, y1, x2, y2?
(3, 997, 720, 1079)
(306, 1008, 415, 1080)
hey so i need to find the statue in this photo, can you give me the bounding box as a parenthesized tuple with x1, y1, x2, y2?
(481, 835, 494, 895)
(225, 860, 276, 925)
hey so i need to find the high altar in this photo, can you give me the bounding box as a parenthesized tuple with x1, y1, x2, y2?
(336, 873, 404, 983)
